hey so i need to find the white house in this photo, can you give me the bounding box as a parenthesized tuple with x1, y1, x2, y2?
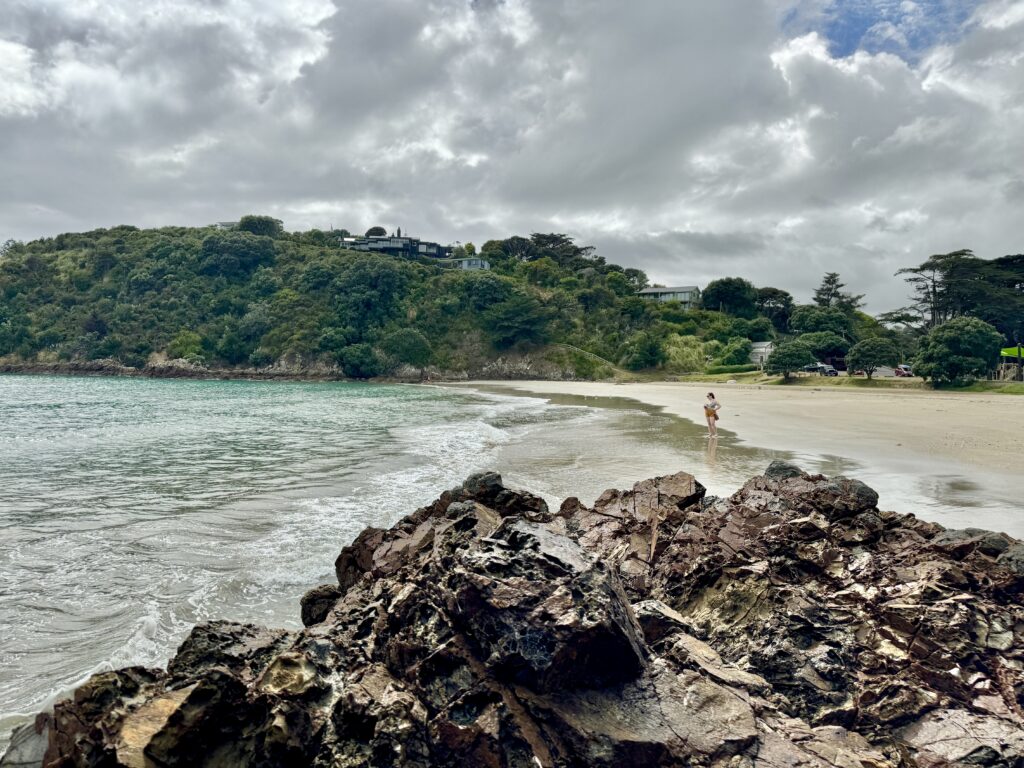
(750, 341, 775, 366)
(450, 257, 490, 271)
(637, 285, 701, 309)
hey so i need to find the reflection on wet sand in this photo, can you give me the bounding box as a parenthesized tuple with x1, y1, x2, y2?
(475, 387, 1021, 536)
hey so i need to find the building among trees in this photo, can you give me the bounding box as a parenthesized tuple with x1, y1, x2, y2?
(447, 256, 490, 271)
(637, 285, 701, 309)
(337, 233, 452, 259)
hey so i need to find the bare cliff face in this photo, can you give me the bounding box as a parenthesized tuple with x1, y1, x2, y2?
(4, 463, 1024, 767)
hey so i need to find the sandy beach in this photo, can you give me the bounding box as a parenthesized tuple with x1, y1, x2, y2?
(464, 380, 1024, 472)
(452, 380, 1023, 535)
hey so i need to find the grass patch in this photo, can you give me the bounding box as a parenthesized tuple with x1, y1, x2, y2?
(667, 371, 767, 384)
(944, 380, 1024, 395)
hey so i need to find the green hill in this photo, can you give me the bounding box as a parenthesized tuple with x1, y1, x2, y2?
(0, 220, 785, 378)
(5, 220, 1015, 380)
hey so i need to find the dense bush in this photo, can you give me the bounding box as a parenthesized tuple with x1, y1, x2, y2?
(846, 337, 897, 379)
(766, 342, 816, 380)
(705, 364, 759, 374)
(913, 317, 1003, 386)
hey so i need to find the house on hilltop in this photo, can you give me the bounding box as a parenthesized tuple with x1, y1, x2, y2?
(446, 256, 490, 271)
(637, 285, 701, 310)
(337, 233, 452, 259)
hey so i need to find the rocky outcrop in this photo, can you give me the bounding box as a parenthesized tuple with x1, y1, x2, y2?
(5, 463, 1023, 767)
(0, 358, 346, 381)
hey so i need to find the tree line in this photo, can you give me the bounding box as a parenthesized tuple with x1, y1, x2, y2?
(0, 218, 1019, 385)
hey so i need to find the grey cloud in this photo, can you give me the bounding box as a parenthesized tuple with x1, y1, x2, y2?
(0, 0, 1022, 313)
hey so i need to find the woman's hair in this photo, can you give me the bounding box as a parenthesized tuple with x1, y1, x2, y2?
(707, 392, 715, 398)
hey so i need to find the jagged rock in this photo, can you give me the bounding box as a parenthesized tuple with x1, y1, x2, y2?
(5, 466, 1023, 768)
(300, 584, 342, 627)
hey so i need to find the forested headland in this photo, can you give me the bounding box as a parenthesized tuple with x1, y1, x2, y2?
(0, 217, 1020, 385)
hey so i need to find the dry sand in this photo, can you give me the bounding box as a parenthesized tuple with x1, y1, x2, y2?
(458, 380, 1024, 476)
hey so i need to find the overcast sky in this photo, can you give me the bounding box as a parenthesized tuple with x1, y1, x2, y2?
(2, 0, 1022, 310)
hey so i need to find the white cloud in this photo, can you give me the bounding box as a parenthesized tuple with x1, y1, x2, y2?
(0, 0, 1022, 311)
(0, 40, 51, 116)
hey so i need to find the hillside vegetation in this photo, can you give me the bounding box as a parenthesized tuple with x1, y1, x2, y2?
(0, 219, 1019, 382)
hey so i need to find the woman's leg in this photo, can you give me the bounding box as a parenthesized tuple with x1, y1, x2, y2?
(709, 415, 718, 437)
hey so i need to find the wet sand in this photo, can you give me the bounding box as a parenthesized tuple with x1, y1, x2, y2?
(455, 381, 1024, 537)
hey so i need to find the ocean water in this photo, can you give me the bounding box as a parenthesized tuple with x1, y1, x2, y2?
(0, 375, 1015, 749)
(0, 376, 567, 744)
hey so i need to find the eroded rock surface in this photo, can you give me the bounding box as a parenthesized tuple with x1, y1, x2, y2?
(4, 465, 1023, 767)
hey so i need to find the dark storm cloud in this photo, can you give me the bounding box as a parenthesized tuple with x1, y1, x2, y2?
(1, 0, 1022, 310)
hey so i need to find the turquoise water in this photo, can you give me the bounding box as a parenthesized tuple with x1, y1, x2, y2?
(1, 374, 1017, 748)
(0, 376, 599, 742)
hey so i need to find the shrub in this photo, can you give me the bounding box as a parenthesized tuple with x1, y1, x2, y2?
(339, 343, 385, 378)
(705, 364, 759, 374)
(715, 337, 753, 366)
(167, 330, 204, 362)
(249, 348, 275, 368)
(663, 334, 706, 373)
(381, 328, 432, 369)
(237, 215, 283, 238)
(766, 342, 816, 380)
(846, 337, 897, 379)
(913, 317, 1003, 386)
(619, 331, 666, 370)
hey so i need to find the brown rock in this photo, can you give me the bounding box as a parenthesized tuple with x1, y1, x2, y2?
(6, 465, 1024, 768)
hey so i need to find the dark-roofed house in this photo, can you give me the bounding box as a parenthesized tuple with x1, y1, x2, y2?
(637, 285, 701, 310)
(337, 234, 452, 259)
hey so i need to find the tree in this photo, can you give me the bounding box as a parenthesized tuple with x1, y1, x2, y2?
(701, 277, 757, 318)
(334, 257, 411, 332)
(482, 292, 554, 348)
(499, 236, 536, 261)
(381, 328, 432, 371)
(199, 232, 275, 278)
(813, 272, 863, 312)
(755, 287, 794, 331)
(797, 331, 850, 361)
(619, 331, 666, 370)
(714, 337, 753, 366)
(1, 239, 21, 261)
(529, 233, 596, 266)
(339, 343, 384, 378)
(365, 226, 387, 237)
(846, 337, 897, 379)
(463, 242, 476, 256)
(766, 342, 816, 380)
(913, 317, 1004, 386)
(167, 329, 205, 361)
(894, 249, 1022, 337)
(238, 215, 284, 238)
(215, 327, 251, 365)
(789, 305, 854, 338)
(522, 257, 561, 288)
(623, 268, 649, 291)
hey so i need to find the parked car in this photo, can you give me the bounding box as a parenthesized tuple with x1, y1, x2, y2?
(803, 362, 838, 376)
(894, 364, 913, 377)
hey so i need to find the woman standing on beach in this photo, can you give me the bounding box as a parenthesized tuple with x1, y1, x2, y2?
(704, 392, 721, 438)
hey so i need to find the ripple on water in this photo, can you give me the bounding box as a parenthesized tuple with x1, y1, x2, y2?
(0, 376, 562, 748)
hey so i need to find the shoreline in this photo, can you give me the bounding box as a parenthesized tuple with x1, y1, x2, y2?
(450, 379, 1024, 538)
(452, 379, 1024, 475)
